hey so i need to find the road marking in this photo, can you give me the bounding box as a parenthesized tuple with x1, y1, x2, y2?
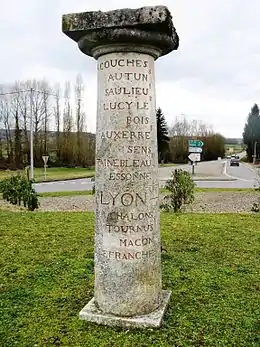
(223, 161, 257, 182)
(243, 162, 260, 174)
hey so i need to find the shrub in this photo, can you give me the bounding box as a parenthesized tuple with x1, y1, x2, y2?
(0, 175, 39, 211)
(251, 201, 260, 213)
(252, 169, 260, 212)
(160, 169, 195, 212)
(240, 156, 248, 163)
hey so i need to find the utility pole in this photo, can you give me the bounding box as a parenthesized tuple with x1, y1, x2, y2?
(30, 88, 34, 180)
(44, 91, 48, 155)
(192, 162, 195, 175)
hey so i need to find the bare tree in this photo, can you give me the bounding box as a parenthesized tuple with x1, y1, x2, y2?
(1, 87, 14, 166)
(42, 81, 51, 156)
(0, 76, 93, 169)
(168, 115, 215, 163)
(75, 74, 85, 166)
(10, 83, 23, 169)
(15, 82, 30, 165)
(27, 80, 49, 165)
(0, 86, 5, 160)
(53, 83, 61, 164)
(62, 81, 74, 166)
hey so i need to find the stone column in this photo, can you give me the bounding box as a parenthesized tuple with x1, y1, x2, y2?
(62, 6, 179, 328)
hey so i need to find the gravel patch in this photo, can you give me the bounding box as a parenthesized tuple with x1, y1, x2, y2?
(38, 195, 95, 212)
(184, 192, 259, 213)
(1, 192, 259, 213)
(36, 192, 260, 213)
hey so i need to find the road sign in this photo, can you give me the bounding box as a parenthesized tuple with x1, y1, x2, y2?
(188, 139, 204, 148)
(42, 156, 49, 165)
(188, 153, 201, 162)
(188, 147, 202, 153)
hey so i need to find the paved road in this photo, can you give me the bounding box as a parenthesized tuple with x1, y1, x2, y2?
(35, 178, 94, 193)
(225, 161, 257, 182)
(159, 160, 259, 189)
(220, 160, 259, 188)
(34, 158, 259, 193)
(35, 161, 222, 193)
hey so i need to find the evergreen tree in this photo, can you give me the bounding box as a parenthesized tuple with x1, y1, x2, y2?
(243, 104, 260, 161)
(156, 107, 169, 162)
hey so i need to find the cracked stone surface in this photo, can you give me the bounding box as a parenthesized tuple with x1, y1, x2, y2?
(62, 6, 179, 58)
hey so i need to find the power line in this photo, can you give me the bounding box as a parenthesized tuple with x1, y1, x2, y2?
(0, 88, 80, 99)
(0, 89, 32, 96)
(0, 89, 58, 97)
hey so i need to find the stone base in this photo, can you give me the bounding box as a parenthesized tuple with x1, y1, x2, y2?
(79, 290, 171, 329)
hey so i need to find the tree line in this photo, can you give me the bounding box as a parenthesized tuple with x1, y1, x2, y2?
(0, 77, 226, 172)
(156, 108, 225, 163)
(243, 104, 260, 162)
(0, 76, 95, 170)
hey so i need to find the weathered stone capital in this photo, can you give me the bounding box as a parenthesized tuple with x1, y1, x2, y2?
(62, 6, 179, 59)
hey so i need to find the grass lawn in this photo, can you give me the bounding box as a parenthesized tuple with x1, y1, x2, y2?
(0, 167, 95, 183)
(38, 190, 94, 198)
(1, 212, 259, 347)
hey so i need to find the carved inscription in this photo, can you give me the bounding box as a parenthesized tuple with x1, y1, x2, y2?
(106, 224, 153, 233)
(98, 56, 157, 261)
(102, 250, 154, 260)
(126, 116, 149, 126)
(103, 101, 149, 111)
(127, 145, 151, 154)
(105, 87, 149, 96)
(99, 58, 148, 70)
(108, 172, 151, 181)
(108, 211, 153, 222)
(97, 159, 152, 168)
(108, 73, 148, 82)
(120, 237, 153, 247)
(100, 191, 147, 207)
(101, 130, 151, 140)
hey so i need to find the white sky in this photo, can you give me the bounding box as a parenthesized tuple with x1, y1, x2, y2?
(1, 0, 260, 137)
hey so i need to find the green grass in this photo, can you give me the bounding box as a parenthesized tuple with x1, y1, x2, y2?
(0, 167, 95, 183)
(38, 190, 94, 198)
(0, 212, 259, 347)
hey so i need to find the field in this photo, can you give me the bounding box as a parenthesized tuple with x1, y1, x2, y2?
(0, 167, 95, 182)
(225, 143, 244, 155)
(1, 212, 259, 347)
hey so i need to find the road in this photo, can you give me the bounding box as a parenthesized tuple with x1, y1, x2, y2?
(196, 161, 259, 188)
(34, 157, 259, 193)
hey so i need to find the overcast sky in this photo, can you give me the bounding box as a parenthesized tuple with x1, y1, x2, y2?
(1, 0, 260, 137)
